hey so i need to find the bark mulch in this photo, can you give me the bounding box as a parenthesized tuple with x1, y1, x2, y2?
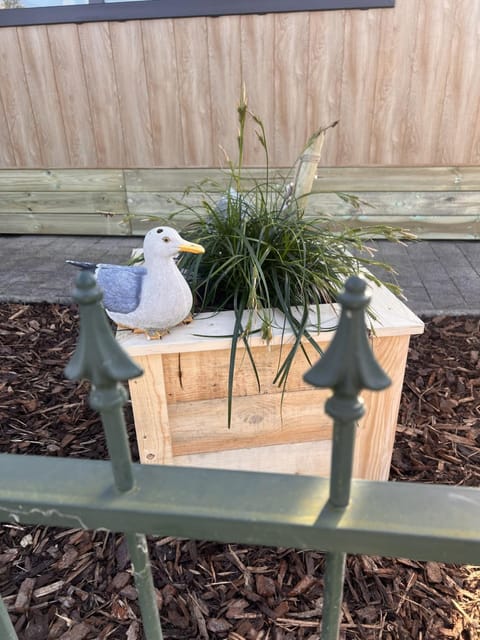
(0, 303, 479, 640)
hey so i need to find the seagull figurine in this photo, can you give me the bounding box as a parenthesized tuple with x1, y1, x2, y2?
(67, 226, 205, 338)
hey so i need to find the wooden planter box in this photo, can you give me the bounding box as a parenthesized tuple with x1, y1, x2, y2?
(117, 283, 423, 480)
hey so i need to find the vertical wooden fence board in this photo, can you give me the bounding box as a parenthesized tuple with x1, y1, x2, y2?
(77, 22, 126, 167)
(239, 14, 276, 166)
(109, 21, 155, 167)
(401, 2, 456, 165)
(17, 25, 70, 166)
(436, 1, 480, 165)
(174, 17, 214, 167)
(370, 2, 418, 164)
(207, 16, 242, 166)
(47, 24, 97, 167)
(141, 20, 185, 167)
(336, 8, 382, 165)
(307, 10, 345, 166)
(0, 103, 15, 167)
(273, 12, 311, 165)
(0, 28, 43, 167)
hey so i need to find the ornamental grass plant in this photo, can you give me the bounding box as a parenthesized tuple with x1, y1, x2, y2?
(161, 94, 412, 424)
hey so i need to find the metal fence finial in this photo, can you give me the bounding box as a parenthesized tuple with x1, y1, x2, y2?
(65, 269, 142, 493)
(304, 275, 391, 422)
(65, 269, 143, 391)
(304, 275, 392, 640)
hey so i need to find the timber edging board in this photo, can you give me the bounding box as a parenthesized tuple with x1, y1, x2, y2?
(0, 167, 479, 238)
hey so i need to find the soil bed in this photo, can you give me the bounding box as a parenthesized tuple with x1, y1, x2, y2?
(0, 304, 479, 640)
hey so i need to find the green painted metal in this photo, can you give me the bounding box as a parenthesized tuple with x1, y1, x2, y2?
(0, 454, 478, 564)
(64, 270, 163, 638)
(304, 275, 391, 508)
(321, 552, 347, 639)
(125, 532, 164, 640)
(65, 269, 142, 492)
(0, 595, 18, 639)
(304, 276, 392, 637)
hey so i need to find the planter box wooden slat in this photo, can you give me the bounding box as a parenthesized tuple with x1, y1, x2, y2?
(118, 282, 423, 480)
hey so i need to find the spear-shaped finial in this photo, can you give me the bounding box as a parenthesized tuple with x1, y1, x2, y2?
(304, 276, 391, 640)
(65, 270, 143, 493)
(65, 269, 143, 392)
(304, 275, 390, 424)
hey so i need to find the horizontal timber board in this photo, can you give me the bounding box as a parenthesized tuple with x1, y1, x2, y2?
(0, 191, 127, 214)
(1, 167, 480, 238)
(124, 166, 480, 192)
(0, 213, 130, 235)
(0, 169, 124, 192)
(173, 440, 333, 476)
(169, 388, 333, 456)
(312, 166, 480, 192)
(124, 168, 291, 192)
(337, 216, 480, 239)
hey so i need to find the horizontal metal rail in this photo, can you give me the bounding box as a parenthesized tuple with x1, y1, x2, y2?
(0, 453, 478, 565)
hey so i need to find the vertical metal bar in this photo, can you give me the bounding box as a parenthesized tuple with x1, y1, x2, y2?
(304, 276, 391, 640)
(91, 394, 134, 493)
(65, 270, 164, 639)
(321, 552, 347, 640)
(328, 419, 356, 508)
(125, 532, 164, 640)
(0, 596, 18, 639)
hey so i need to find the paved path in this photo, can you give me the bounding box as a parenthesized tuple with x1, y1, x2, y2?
(0, 235, 479, 316)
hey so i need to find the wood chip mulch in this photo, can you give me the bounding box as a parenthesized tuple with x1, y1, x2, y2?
(0, 304, 479, 640)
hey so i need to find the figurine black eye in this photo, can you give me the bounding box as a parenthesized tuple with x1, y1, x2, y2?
(163, 237, 170, 242)
(156, 228, 164, 234)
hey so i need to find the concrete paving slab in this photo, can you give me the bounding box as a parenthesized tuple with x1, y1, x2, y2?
(1, 235, 480, 316)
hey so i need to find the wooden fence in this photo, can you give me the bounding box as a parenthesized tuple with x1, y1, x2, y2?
(1, 0, 480, 169)
(1, 167, 480, 238)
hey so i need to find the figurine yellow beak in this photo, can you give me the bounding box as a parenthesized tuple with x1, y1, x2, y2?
(178, 241, 205, 254)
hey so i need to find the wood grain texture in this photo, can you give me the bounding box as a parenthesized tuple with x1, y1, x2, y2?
(0, 169, 124, 192)
(0, 213, 129, 235)
(174, 17, 214, 166)
(240, 14, 276, 165)
(0, 191, 126, 214)
(273, 12, 311, 163)
(78, 22, 126, 166)
(307, 10, 345, 165)
(47, 24, 96, 167)
(2, 1, 480, 168)
(0, 88, 16, 167)
(17, 26, 70, 166)
(125, 166, 480, 192)
(2, 166, 480, 237)
(173, 439, 332, 476)
(109, 21, 155, 166)
(370, 2, 418, 164)
(435, 1, 480, 164)
(401, 1, 456, 164)
(336, 8, 382, 164)
(141, 20, 185, 167)
(0, 28, 42, 166)
(353, 335, 410, 480)
(207, 16, 242, 166)
(128, 355, 174, 465)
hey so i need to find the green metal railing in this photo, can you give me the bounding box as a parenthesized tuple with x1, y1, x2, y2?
(0, 271, 479, 639)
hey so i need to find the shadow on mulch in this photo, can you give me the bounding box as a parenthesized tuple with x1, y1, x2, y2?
(0, 304, 479, 640)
